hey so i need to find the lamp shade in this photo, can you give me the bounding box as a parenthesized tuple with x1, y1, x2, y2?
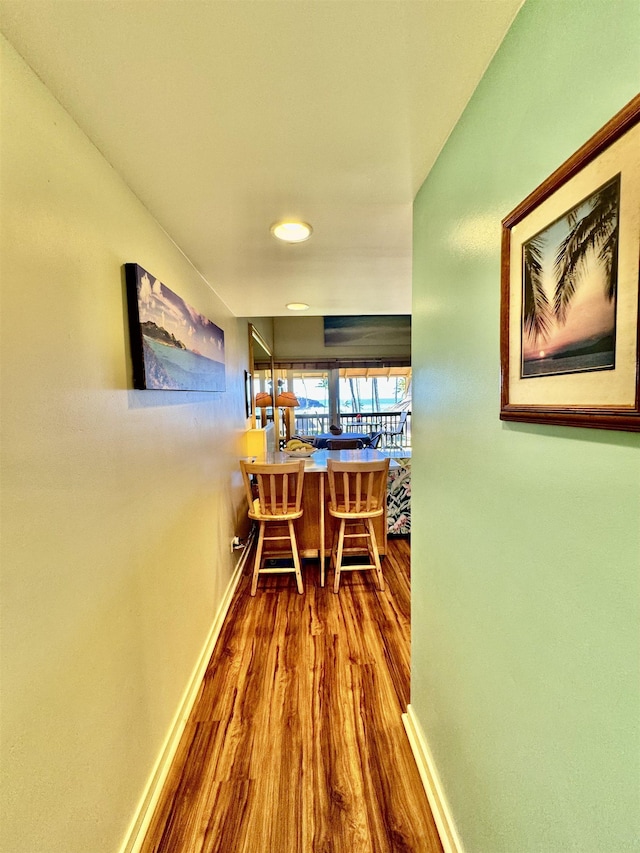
(255, 391, 273, 407)
(275, 391, 299, 407)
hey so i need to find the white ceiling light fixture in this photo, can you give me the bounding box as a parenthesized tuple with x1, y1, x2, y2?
(286, 302, 310, 311)
(271, 221, 313, 243)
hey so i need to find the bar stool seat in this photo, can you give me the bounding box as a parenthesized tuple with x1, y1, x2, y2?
(326, 458, 390, 593)
(240, 460, 305, 595)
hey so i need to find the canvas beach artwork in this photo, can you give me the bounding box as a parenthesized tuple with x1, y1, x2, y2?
(521, 175, 619, 379)
(125, 264, 225, 392)
(324, 315, 411, 347)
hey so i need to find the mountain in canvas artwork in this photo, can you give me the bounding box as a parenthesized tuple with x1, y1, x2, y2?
(521, 174, 620, 378)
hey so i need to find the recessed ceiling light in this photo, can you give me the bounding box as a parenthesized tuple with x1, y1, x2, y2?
(271, 221, 313, 243)
(286, 302, 310, 311)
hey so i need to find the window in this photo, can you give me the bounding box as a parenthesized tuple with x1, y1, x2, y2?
(338, 372, 409, 414)
(275, 365, 411, 443)
(290, 371, 329, 413)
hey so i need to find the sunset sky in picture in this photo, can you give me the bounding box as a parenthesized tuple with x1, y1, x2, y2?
(522, 205, 616, 360)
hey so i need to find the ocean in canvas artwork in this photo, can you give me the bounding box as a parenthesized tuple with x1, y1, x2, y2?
(521, 175, 619, 379)
(130, 265, 225, 391)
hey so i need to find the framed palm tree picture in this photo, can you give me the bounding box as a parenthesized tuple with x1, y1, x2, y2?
(500, 94, 640, 432)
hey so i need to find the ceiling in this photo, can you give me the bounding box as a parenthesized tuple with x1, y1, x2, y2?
(0, 0, 522, 317)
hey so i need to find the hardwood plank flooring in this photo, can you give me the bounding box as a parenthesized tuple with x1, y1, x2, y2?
(141, 538, 443, 853)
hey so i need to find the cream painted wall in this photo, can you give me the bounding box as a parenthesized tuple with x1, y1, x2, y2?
(0, 37, 249, 853)
(273, 315, 410, 361)
(411, 2, 640, 851)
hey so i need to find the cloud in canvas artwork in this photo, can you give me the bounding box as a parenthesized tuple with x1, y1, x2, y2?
(137, 270, 224, 362)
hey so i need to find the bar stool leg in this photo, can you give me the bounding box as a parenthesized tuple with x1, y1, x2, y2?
(367, 518, 385, 591)
(329, 525, 339, 573)
(333, 519, 346, 594)
(289, 519, 304, 594)
(251, 521, 266, 596)
(319, 472, 325, 588)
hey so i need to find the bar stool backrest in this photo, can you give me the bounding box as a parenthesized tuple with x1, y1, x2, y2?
(240, 460, 305, 519)
(326, 458, 389, 517)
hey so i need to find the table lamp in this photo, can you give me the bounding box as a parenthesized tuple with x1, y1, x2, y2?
(275, 391, 299, 441)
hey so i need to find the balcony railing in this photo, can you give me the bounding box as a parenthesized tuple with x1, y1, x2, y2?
(294, 411, 411, 450)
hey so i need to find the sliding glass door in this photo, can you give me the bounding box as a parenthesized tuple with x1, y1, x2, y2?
(275, 366, 411, 448)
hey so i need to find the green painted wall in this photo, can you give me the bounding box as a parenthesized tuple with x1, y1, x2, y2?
(411, 2, 640, 851)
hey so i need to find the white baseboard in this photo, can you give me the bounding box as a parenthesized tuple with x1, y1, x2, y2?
(119, 551, 248, 853)
(402, 704, 464, 853)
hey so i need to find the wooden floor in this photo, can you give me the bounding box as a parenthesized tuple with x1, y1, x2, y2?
(141, 538, 443, 853)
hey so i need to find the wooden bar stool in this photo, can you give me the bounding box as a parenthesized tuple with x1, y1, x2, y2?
(240, 460, 306, 595)
(326, 458, 390, 593)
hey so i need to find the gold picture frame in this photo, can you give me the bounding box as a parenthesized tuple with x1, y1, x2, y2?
(500, 95, 640, 432)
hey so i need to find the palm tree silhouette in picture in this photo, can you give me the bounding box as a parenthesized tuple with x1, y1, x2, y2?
(521, 174, 620, 379)
(553, 177, 619, 321)
(523, 235, 551, 343)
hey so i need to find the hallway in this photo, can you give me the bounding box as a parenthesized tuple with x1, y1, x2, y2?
(141, 539, 442, 853)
